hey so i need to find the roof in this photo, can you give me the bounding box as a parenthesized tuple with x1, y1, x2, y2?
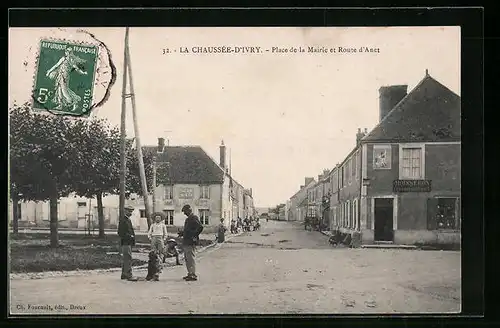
(362, 74, 461, 143)
(290, 179, 316, 200)
(143, 146, 225, 185)
(298, 197, 309, 207)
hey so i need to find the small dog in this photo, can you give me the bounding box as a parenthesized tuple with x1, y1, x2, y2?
(146, 251, 161, 281)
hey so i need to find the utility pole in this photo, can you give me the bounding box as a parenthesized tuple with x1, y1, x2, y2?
(125, 29, 152, 228)
(118, 27, 129, 226)
(152, 158, 157, 214)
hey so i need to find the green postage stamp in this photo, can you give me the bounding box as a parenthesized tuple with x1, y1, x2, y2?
(32, 39, 99, 116)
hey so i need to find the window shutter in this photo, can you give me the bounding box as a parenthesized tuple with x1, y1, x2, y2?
(426, 198, 439, 230)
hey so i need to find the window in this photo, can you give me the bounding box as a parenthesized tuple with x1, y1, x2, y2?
(164, 185, 173, 199)
(345, 202, 349, 227)
(427, 197, 458, 230)
(353, 199, 358, 230)
(347, 200, 351, 228)
(400, 145, 425, 179)
(352, 152, 357, 179)
(200, 185, 210, 199)
(77, 202, 87, 207)
(139, 209, 146, 218)
(199, 209, 210, 225)
(163, 210, 174, 225)
(347, 157, 354, 184)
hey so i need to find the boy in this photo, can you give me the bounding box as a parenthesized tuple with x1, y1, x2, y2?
(148, 214, 168, 258)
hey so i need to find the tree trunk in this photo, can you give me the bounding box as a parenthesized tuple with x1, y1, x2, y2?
(12, 197, 19, 234)
(97, 192, 105, 239)
(49, 196, 59, 248)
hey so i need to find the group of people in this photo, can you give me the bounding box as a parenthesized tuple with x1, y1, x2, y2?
(117, 204, 204, 282)
(230, 216, 261, 234)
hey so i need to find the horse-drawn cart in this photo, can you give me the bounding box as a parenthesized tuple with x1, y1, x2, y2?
(304, 215, 320, 231)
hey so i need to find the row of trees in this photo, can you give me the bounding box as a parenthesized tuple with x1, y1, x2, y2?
(9, 104, 155, 247)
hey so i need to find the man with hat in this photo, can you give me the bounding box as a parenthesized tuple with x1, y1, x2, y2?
(118, 204, 138, 281)
(179, 204, 203, 281)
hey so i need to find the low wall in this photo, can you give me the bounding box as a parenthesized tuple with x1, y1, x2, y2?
(394, 230, 461, 246)
(343, 228, 460, 246)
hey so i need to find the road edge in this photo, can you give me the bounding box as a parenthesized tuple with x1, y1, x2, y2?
(9, 232, 244, 280)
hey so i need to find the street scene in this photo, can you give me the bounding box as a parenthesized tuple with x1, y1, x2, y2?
(8, 25, 461, 315)
(10, 220, 460, 314)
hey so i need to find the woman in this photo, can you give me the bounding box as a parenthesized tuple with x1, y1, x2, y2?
(45, 47, 88, 112)
(217, 219, 227, 243)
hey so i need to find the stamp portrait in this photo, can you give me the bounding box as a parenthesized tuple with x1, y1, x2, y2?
(32, 39, 99, 116)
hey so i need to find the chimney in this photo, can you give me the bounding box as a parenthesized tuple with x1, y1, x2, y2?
(249, 188, 252, 196)
(378, 85, 408, 122)
(318, 174, 323, 181)
(364, 128, 368, 134)
(300, 185, 305, 189)
(356, 128, 364, 146)
(157, 137, 165, 153)
(219, 140, 226, 169)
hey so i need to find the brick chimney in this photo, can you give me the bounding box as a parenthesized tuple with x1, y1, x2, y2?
(379, 85, 408, 122)
(219, 140, 226, 169)
(356, 128, 365, 146)
(157, 137, 165, 153)
(305, 177, 314, 185)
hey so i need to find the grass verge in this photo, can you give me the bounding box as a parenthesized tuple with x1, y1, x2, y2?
(9, 232, 213, 273)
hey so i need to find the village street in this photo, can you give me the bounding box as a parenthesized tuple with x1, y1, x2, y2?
(10, 220, 461, 315)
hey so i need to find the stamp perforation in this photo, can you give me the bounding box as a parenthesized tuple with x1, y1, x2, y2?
(31, 36, 102, 117)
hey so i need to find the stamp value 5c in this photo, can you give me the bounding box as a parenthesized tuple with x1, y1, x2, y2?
(32, 39, 99, 116)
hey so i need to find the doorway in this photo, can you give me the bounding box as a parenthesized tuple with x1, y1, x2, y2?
(374, 198, 394, 242)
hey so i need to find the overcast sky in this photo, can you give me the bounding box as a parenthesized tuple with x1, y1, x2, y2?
(9, 27, 460, 208)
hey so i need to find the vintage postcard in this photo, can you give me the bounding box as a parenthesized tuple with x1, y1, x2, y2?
(8, 26, 461, 315)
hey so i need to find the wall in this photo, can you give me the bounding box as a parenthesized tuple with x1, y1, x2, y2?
(155, 183, 222, 226)
(331, 148, 362, 231)
(9, 193, 124, 229)
(361, 142, 461, 244)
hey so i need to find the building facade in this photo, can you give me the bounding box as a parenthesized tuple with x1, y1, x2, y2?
(11, 139, 255, 232)
(288, 177, 316, 222)
(330, 72, 461, 246)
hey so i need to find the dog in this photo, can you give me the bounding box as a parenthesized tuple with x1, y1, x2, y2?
(146, 251, 161, 281)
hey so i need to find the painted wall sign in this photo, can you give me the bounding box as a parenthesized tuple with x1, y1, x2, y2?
(393, 179, 432, 192)
(373, 145, 392, 169)
(179, 187, 194, 199)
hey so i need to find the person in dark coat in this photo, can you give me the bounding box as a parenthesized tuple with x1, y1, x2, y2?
(179, 204, 203, 281)
(118, 205, 138, 281)
(217, 218, 227, 243)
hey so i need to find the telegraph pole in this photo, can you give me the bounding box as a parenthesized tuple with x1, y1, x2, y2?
(118, 27, 129, 225)
(125, 29, 152, 228)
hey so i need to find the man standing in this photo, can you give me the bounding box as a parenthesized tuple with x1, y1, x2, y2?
(118, 205, 138, 281)
(180, 204, 203, 281)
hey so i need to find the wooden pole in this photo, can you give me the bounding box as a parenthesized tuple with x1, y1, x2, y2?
(119, 27, 129, 225)
(125, 30, 152, 229)
(152, 158, 157, 213)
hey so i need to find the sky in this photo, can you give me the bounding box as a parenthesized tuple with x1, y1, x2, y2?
(9, 27, 460, 208)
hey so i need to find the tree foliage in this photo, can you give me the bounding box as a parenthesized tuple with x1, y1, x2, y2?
(69, 118, 121, 199)
(9, 104, 79, 246)
(10, 104, 78, 201)
(125, 145, 155, 199)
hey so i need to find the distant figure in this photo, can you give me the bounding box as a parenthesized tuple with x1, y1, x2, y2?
(230, 219, 237, 234)
(217, 218, 227, 243)
(118, 205, 138, 281)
